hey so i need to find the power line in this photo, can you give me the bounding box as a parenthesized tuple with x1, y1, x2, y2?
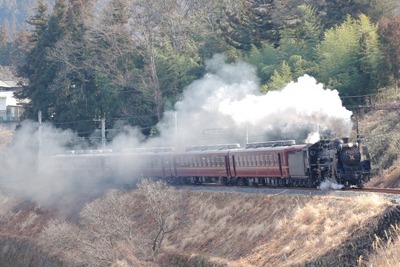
(339, 93, 377, 99)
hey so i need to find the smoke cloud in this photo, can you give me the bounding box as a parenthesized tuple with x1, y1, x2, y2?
(157, 54, 352, 150)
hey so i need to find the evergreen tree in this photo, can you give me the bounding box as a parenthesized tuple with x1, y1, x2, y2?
(25, 0, 48, 42)
(218, 0, 280, 50)
(17, 0, 106, 136)
(16, 0, 56, 121)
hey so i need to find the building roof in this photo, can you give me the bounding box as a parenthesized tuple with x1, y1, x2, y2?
(3, 81, 19, 87)
(0, 80, 11, 88)
(0, 80, 22, 89)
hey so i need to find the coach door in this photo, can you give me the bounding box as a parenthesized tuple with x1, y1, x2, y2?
(226, 152, 236, 178)
(162, 155, 175, 178)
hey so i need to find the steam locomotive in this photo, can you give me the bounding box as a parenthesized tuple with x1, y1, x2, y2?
(52, 137, 371, 189)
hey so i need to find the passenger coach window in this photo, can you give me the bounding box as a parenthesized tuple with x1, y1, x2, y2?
(219, 157, 224, 167)
(154, 159, 160, 167)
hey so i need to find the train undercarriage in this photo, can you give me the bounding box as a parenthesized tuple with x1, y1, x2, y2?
(166, 176, 318, 188)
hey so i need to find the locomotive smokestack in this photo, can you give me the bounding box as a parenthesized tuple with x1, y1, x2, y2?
(342, 137, 349, 144)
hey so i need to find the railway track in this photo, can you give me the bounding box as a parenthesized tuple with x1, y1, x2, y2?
(350, 187, 400, 195)
(180, 183, 400, 192)
(177, 183, 400, 197)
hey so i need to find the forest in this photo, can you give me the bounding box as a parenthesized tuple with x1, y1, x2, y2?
(0, 0, 399, 138)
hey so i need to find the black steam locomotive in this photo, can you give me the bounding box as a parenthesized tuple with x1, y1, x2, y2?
(52, 137, 371, 189)
(300, 137, 371, 188)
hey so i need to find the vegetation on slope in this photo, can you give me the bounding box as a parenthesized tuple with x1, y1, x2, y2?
(360, 87, 400, 187)
(368, 225, 400, 267)
(0, 183, 397, 266)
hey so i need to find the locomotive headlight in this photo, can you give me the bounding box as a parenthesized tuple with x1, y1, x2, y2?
(348, 142, 353, 148)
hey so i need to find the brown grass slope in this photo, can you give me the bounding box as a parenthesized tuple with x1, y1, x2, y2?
(1, 188, 400, 266)
(164, 192, 394, 266)
(354, 89, 400, 266)
(361, 87, 400, 188)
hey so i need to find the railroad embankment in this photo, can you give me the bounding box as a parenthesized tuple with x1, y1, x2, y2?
(0, 189, 399, 266)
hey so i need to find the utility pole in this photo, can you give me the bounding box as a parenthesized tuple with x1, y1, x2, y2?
(101, 117, 106, 149)
(174, 111, 178, 151)
(37, 110, 42, 174)
(94, 117, 106, 149)
(38, 110, 42, 150)
(246, 123, 249, 145)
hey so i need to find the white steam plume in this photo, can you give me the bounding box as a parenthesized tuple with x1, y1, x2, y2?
(319, 180, 345, 190)
(157, 54, 352, 150)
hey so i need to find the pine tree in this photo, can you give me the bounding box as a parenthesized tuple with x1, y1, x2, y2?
(218, 0, 280, 50)
(16, 0, 102, 135)
(25, 0, 48, 42)
(16, 0, 56, 121)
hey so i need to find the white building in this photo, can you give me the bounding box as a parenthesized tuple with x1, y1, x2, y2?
(0, 80, 24, 122)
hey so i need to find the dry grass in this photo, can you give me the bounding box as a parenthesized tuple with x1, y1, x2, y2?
(367, 165, 400, 188)
(164, 192, 389, 266)
(354, 86, 400, 187)
(360, 86, 400, 175)
(367, 225, 400, 266)
(0, 193, 57, 238)
(0, 187, 395, 266)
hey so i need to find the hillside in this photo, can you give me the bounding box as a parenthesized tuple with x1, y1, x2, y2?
(361, 88, 400, 189)
(0, 188, 399, 266)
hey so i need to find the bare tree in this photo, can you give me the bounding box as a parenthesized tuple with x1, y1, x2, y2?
(39, 218, 86, 265)
(136, 178, 188, 257)
(39, 189, 148, 266)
